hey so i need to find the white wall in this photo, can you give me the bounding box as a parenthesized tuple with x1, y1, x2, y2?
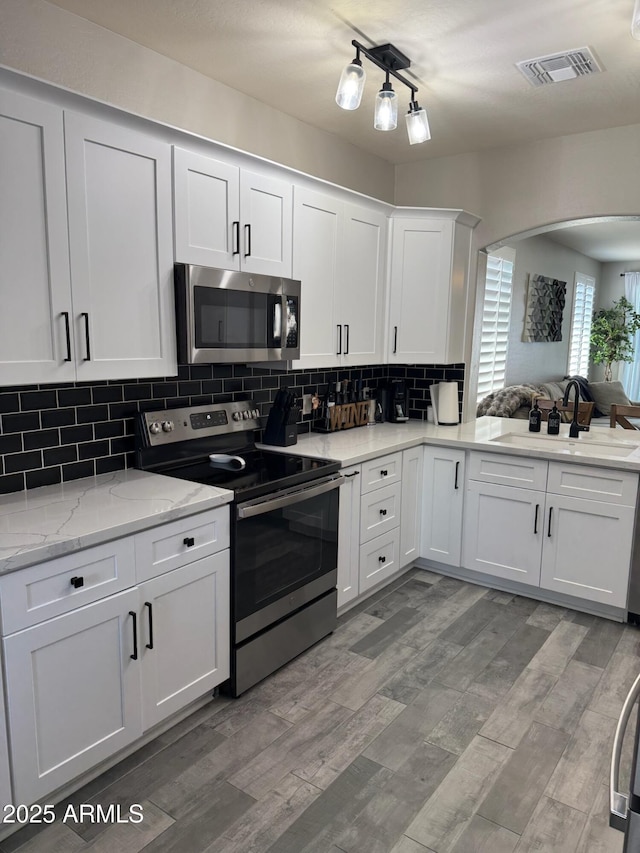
(0, 0, 394, 202)
(502, 235, 601, 386)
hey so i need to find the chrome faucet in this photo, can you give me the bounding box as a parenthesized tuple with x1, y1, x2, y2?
(562, 379, 589, 438)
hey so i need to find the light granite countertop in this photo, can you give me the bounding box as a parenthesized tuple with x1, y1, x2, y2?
(259, 415, 640, 471)
(0, 469, 233, 575)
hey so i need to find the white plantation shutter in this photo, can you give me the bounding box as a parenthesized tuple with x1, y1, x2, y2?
(568, 274, 595, 377)
(477, 253, 514, 402)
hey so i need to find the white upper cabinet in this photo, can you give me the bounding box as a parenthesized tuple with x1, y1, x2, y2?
(0, 88, 75, 386)
(173, 147, 292, 277)
(0, 90, 176, 387)
(65, 112, 176, 381)
(387, 210, 480, 364)
(292, 186, 387, 370)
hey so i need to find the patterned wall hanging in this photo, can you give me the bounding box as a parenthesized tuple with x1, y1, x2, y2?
(522, 274, 566, 342)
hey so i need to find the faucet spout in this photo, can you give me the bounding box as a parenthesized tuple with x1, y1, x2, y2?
(562, 380, 588, 438)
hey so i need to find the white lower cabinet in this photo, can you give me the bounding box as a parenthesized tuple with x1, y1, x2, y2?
(0, 508, 230, 808)
(3, 588, 142, 805)
(139, 552, 230, 730)
(421, 446, 465, 567)
(337, 447, 422, 610)
(462, 452, 638, 609)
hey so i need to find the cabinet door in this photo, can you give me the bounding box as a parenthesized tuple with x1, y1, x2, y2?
(400, 446, 424, 568)
(388, 218, 453, 363)
(337, 466, 361, 608)
(4, 588, 142, 805)
(0, 668, 12, 814)
(0, 88, 75, 385)
(541, 495, 634, 608)
(173, 147, 241, 269)
(240, 170, 292, 277)
(65, 112, 176, 380)
(292, 187, 342, 369)
(359, 528, 399, 594)
(462, 480, 543, 585)
(360, 483, 401, 544)
(340, 203, 387, 366)
(421, 447, 465, 567)
(140, 551, 230, 730)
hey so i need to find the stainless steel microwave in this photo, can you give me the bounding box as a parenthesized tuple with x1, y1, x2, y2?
(174, 264, 301, 364)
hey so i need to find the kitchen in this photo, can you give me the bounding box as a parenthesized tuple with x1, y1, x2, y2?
(2, 0, 640, 850)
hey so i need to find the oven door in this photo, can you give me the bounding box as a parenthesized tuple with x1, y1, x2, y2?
(234, 474, 342, 642)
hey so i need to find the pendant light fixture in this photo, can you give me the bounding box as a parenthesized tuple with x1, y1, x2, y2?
(335, 39, 431, 144)
(374, 73, 398, 131)
(405, 99, 431, 144)
(335, 47, 366, 110)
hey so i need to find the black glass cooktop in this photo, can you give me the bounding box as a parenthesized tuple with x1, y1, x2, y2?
(157, 448, 340, 503)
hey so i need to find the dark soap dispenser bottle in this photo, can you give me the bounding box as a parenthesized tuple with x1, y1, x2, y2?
(529, 399, 541, 432)
(547, 403, 561, 435)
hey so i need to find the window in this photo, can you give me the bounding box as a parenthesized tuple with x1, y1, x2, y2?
(477, 250, 514, 402)
(567, 273, 595, 377)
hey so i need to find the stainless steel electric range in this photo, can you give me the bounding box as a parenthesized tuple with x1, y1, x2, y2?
(135, 400, 343, 696)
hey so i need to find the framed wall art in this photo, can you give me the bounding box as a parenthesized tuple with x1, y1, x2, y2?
(523, 273, 566, 342)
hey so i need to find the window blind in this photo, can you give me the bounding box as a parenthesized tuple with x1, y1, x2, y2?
(477, 254, 514, 402)
(568, 275, 595, 377)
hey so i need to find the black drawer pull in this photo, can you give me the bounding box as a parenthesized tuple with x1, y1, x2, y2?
(70, 576, 84, 589)
(379, 508, 387, 516)
(548, 506, 553, 538)
(378, 555, 386, 563)
(344, 471, 360, 478)
(380, 469, 388, 476)
(129, 610, 138, 661)
(183, 536, 195, 547)
(454, 461, 460, 490)
(145, 601, 154, 650)
(534, 503, 540, 534)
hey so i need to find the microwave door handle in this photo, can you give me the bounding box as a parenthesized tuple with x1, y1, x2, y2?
(218, 320, 224, 342)
(271, 299, 282, 346)
(237, 475, 344, 519)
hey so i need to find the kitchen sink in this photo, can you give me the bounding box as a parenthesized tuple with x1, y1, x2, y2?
(488, 432, 640, 457)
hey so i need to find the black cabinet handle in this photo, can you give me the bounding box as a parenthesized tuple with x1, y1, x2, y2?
(70, 575, 84, 589)
(393, 326, 398, 354)
(244, 223, 251, 257)
(534, 504, 539, 534)
(61, 312, 72, 362)
(129, 610, 138, 660)
(548, 506, 553, 538)
(145, 601, 154, 650)
(454, 461, 460, 490)
(378, 555, 386, 564)
(183, 536, 195, 547)
(81, 312, 91, 361)
(232, 221, 240, 256)
(380, 469, 388, 477)
(379, 508, 387, 516)
(344, 471, 360, 478)
(344, 324, 350, 355)
(336, 324, 342, 355)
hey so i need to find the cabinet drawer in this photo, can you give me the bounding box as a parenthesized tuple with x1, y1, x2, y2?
(135, 508, 230, 582)
(468, 451, 548, 491)
(0, 538, 136, 635)
(547, 462, 639, 506)
(360, 483, 401, 543)
(359, 529, 400, 594)
(360, 452, 402, 494)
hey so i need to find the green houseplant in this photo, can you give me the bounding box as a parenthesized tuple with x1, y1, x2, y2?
(590, 296, 640, 381)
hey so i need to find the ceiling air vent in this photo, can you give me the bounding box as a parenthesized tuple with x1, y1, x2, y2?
(516, 47, 603, 87)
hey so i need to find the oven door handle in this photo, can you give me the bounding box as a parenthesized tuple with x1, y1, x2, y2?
(237, 474, 344, 519)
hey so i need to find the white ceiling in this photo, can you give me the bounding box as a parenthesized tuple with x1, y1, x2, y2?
(44, 0, 640, 260)
(545, 220, 640, 262)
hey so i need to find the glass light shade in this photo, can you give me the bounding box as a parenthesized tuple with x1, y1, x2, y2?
(406, 106, 431, 144)
(336, 61, 366, 110)
(374, 86, 398, 131)
(633, 0, 640, 38)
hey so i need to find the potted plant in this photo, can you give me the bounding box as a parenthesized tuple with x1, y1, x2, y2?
(590, 296, 640, 381)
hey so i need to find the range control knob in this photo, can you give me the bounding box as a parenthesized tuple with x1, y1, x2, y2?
(149, 422, 161, 435)
(242, 410, 250, 419)
(232, 412, 242, 421)
(252, 408, 260, 418)
(161, 421, 174, 432)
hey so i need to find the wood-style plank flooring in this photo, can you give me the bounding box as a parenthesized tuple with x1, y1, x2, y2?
(2, 568, 635, 853)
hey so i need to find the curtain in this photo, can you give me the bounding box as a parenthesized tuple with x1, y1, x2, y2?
(622, 272, 640, 400)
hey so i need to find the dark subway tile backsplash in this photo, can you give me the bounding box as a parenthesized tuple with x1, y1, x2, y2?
(0, 362, 464, 495)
